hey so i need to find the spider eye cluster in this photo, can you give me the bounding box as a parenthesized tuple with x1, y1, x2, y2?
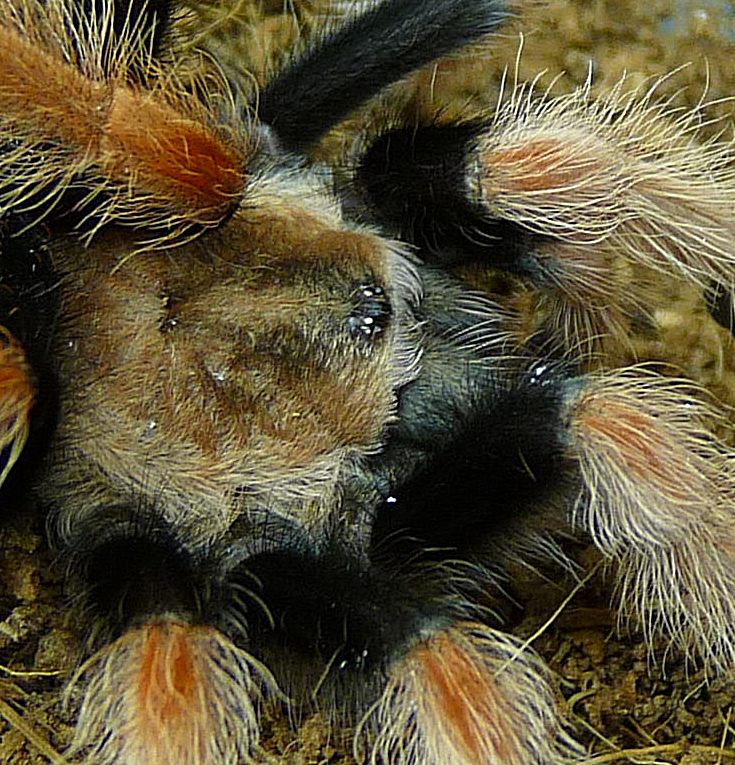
(347, 283, 391, 340)
(1, 0, 735, 763)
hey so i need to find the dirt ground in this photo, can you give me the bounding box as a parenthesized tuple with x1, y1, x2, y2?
(2, 1, 735, 763)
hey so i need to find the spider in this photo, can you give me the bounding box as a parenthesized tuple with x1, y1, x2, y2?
(1, 0, 735, 763)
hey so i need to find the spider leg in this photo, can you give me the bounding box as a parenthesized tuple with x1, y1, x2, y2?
(225, 540, 580, 765)
(256, 0, 514, 154)
(564, 370, 735, 672)
(364, 268, 735, 673)
(56, 504, 276, 765)
(0, 328, 34, 486)
(362, 265, 576, 562)
(354, 80, 735, 356)
(0, 217, 63, 489)
(0, 0, 248, 241)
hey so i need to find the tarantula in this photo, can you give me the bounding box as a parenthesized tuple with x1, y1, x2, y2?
(1, 0, 735, 762)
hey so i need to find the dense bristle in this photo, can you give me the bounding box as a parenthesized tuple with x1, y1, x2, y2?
(476, 76, 735, 349)
(566, 369, 735, 669)
(0, 327, 34, 486)
(101, 87, 246, 223)
(518, 240, 643, 358)
(0, 0, 249, 241)
(70, 621, 276, 765)
(360, 622, 579, 765)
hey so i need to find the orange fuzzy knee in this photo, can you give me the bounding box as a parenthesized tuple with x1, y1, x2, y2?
(0, 328, 34, 486)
